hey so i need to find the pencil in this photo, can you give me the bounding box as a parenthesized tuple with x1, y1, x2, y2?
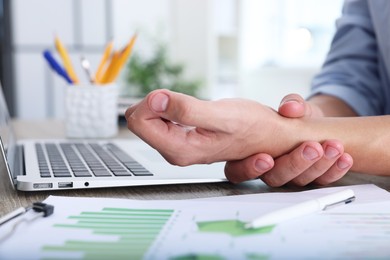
(54, 35, 80, 84)
(94, 40, 113, 84)
(104, 33, 137, 84)
(100, 50, 121, 84)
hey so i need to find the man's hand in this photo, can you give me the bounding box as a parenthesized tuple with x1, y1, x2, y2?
(224, 94, 353, 187)
(125, 89, 299, 166)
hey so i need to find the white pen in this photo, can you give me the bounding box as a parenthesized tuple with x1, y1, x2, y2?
(245, 189, 355, 229)
(0, 207, 29, 226)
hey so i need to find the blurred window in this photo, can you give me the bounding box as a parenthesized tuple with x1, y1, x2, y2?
(241, 0, 344, 70)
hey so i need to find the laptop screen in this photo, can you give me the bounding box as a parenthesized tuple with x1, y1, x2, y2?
(0, 84, 17, 182)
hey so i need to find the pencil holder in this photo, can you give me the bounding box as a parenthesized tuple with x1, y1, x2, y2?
(65, 83, 118, 138)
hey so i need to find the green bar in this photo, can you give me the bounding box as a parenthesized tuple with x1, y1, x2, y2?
(54, 224, 163, 230)
(171, 254, 225, 260)
(41, 255, 145, 260)
(43, 246, 148, 259)
(43, 244, 148, 253)
(65, 240, 151, 247)
(78, 220, 167, 225)
(120, 236, 156, 241)
(41, 258, 79, 260)
(80, 212, 172, 217)
(52, 223, 162, 235)
(94, 230, 160, 235)
(103, 207, 174, 213)
(83, 252, 144, 260)
(52, 219, 167, 241)
(68, 215, 170, 221)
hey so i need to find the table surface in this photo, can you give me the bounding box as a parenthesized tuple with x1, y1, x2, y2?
(1, 119, 389, 216)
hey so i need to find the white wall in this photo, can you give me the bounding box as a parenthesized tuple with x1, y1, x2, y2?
(171, 0, 213, 98)
(11, 0, 108, 119)
(236, 0, 343, 108)
(10, 0, 340, 119)
(11, 0, 214, 119)
(239, 68, 319, 109)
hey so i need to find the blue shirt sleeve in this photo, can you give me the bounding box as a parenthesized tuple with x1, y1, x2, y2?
(310, 0, 384, 116)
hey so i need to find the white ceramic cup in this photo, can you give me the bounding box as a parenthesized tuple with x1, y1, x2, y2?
(65, 83, 118, 138)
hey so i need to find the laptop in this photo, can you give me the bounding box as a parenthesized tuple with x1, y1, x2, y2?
(0, 86, 226, 191)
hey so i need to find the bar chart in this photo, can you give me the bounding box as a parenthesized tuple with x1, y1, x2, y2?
(42, 207, 174, 259)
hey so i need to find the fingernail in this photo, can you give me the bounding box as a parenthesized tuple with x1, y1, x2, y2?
(255, 159, 272, 172)
(303, 146, 320, 161)
(325, 146, 340, 159)
(151, 93, 169, 112)
(279, 98, 302, 108)
(337, 160, 350, 170)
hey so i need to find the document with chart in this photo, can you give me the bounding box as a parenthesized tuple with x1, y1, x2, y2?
(0, 185, 389, 259)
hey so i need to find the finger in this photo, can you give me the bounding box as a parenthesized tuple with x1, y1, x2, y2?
(147, 89, 251, 132)
(126, 92, 168, 135)
(278, 94, 306, 118)
(314, 153, 353, 185)
(278, 93, 322, 118)
(125, 106, 132, 120)
(148, 89, 213, 128)
(289, 140, 344, 186)
(125, 92, 193, 163)
(124, 100, 142, 119)
(224, 154, 274, 184)
(260, 142, 323, 187)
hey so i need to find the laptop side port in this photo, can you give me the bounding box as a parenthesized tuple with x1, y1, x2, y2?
(33, 183, 53, 189)
(58, 182, 73, 188)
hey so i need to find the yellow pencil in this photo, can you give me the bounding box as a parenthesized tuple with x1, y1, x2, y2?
(54, 36, 79, 84)
(104, 34, 137, 84)
(100, 51, 121, 84)
(94, 40, 114, 84)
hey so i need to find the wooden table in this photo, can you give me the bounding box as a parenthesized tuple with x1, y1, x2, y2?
(1, 119, 389, 216)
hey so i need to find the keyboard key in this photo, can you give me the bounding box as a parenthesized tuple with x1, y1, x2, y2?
(73, 170, 92, 177)
(92, 170, 112, 177)
(89, 143, 133, 176)
(53, 172, 72, 177)
(36, 142, 152, 179)
(106, 143, 153, 176)
(112, 171, 132, 176)
(131, 169, 154, 176)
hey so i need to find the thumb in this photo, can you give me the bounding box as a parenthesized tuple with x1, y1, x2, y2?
(278, 93, 312, 118)
(147, 89, 223, 130)
(149, 90, 170, 113)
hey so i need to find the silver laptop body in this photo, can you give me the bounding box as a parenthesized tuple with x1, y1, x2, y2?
(0, 87, 226, 191)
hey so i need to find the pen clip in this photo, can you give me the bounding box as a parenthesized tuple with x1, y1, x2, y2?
(323, 196, 356, 210)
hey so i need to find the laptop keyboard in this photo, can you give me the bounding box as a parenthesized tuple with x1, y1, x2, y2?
(35, 143, 153, 178)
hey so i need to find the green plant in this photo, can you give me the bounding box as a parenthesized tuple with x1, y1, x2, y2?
(125, 43, 201, 97)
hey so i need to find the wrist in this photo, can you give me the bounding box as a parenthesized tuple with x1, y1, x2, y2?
(308, 95, 357, 117)
(246, 104, 313, 159)
(253, 109, 308, 158)
(274, 115, 309, 156)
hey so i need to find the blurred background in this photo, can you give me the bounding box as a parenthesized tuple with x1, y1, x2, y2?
(0, 0, 343, 120)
